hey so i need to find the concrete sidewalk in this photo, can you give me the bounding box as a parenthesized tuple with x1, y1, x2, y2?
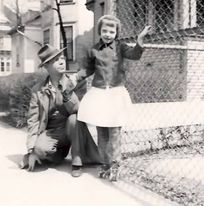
(0, 120, 176, 206)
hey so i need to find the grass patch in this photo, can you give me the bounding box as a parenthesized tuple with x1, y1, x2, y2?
(120, 143, 204, 206)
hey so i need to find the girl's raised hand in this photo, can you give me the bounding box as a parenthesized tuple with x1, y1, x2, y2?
(139, 25, 152, 38)
(137, 25, 152, 46)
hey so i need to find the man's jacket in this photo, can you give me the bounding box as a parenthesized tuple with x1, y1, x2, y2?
(26, 74, 85, 151)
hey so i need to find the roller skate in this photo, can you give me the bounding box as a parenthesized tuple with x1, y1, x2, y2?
(109, 161, 120, 182)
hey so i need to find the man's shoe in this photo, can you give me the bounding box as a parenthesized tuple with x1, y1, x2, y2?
(109, 161, 120, 182)
(71, 166, 82, 177)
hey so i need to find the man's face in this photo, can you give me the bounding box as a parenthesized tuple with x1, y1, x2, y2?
(100, 22, 117, 44)
(47, 55, 66, 74)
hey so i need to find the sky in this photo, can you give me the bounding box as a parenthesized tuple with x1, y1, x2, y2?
(3, 0, 40, 13)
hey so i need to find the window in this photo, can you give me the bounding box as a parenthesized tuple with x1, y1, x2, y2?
(100, 2, 105, 16)
(6, 57, 11, 72)
(60, 0, 73, 3)
(1, 61, 4, 72)
(43, 29, 50, 45)
(60, 26, 73, 61)
(0, 54, 11, 73)
(6, 62, 10, 72)
(154, 0, 174, 32)
(197, 0, 204, 26)
(133, 0, 148, 31)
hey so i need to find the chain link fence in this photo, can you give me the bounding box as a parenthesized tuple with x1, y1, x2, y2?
(107, 0, 204, 205)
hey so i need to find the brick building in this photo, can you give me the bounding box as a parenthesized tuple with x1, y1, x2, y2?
(86, 0, 204, 102)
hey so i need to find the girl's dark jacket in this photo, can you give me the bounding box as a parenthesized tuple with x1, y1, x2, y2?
(77, 39, 144, 88)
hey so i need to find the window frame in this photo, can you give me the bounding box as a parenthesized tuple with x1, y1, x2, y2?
(43, 29, 50, 45)
(59, 0, 75, 4)
(0, 52, 11, 73)
(60, 25, 74, 62)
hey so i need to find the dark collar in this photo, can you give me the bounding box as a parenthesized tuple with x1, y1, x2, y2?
(98, 39, 116, 50)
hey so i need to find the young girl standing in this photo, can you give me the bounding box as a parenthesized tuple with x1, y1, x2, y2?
(76, 15, 151, 181)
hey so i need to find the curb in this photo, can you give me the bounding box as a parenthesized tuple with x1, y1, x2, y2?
(114, 180, 180, 206)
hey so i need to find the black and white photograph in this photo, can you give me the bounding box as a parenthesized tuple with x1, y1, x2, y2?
(0, 0, 204, 205)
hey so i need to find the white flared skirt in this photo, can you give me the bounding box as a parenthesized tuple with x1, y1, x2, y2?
(77, 86, 133, 127)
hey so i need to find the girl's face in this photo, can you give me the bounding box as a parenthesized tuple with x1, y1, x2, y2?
(100, 23, 117, 44)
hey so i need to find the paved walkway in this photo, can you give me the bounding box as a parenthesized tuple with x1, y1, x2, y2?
(0, 119, 176, 206)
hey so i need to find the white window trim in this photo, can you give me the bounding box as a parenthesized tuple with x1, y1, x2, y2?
(43, 28, 51, 45)
(60, 0, 75, 4)
(0, 55, 11, 74)
(57, 23, 76, 62)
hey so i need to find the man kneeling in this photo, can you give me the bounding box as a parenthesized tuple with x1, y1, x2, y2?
(19, 44, 101, 177)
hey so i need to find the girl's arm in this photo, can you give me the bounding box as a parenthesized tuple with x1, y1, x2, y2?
(137, 25, 152, 47)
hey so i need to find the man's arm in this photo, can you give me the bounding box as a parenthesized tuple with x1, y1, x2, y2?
(58, 74, 80, 114)
(26, 92, 40, 152)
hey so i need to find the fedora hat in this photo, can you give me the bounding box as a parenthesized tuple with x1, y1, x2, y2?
(38, 44, 66, 68)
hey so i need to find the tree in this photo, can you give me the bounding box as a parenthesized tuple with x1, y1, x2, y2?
(4, 0, 24, 27)
(15, 0, 21, 27)
(7, 0, 70, 70)
(54, 0, 69, 70)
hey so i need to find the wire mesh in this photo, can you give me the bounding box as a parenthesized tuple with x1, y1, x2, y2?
(105, 0, 204, 205)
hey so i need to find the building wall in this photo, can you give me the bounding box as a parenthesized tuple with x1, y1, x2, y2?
(41, 0, 94, 71)
(78, 0, 93, 35)
(87, 0, 186, 103)
(10, 16, 42, 74)
(0, 0, 12, 76)
(0, 35, 11, 76)
(88, 0, 204, 102)
(186, 39, 204, 100)
(75, 0, 94, 70)
(23, 27, 42, 73)
(2, 0, 94, 74)
(91, 0, 107, 43)
(124, 43, 186, 103)
(0, 35, 11, 50)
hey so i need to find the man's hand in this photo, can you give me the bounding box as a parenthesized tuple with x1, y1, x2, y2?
(59, 73, 78, 92)
(58, 74, 79, 103)
(137, 25, 152, 47)
(27, 152, 42, 171)
(68, 74, 78, 88)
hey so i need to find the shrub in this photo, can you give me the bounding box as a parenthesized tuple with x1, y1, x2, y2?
(1, 71, 87, 128)
(0, 75, 15, 112)
(8, 71, 47, 128)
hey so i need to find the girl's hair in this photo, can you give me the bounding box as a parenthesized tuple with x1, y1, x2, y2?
(97, 15, 121, 39)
